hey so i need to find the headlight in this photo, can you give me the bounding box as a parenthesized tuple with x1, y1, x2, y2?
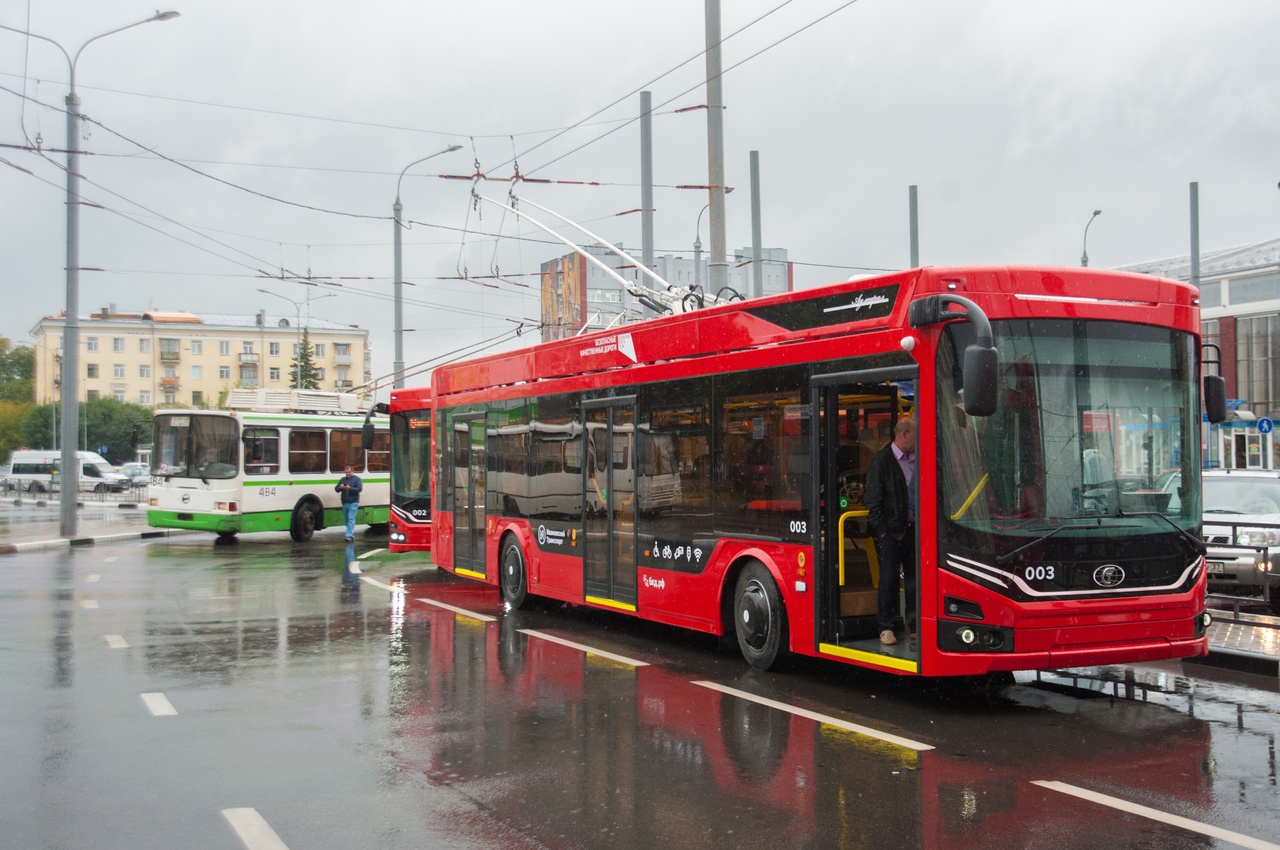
(1236, 528, 1280, 547)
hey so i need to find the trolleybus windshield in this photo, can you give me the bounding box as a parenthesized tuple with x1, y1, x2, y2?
(936, 319, 1202, 597)
(153, 414, 240, 479)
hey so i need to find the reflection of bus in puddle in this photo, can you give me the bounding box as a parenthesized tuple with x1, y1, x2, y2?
(485, 420, 680, 520)
(389, 584, 1214, 849)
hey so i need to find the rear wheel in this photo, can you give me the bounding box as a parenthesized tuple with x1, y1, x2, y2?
(734, 561, 787, 670)
(290, 501, 320, 542)
(500, 536, 530, 610)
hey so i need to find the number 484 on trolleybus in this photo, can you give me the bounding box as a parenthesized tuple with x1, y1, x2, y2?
(424, 266, 1227, 677)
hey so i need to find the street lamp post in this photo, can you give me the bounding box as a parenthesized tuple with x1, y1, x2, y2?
(1081, 209, 1102, 267)
(0, 11, 180, 537)
(393, 144, 462, 389)
(258, 288, 336, 388)
(694, 203, 710, 289)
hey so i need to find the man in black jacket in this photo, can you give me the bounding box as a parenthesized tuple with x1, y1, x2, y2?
(864, 418, 917, 646)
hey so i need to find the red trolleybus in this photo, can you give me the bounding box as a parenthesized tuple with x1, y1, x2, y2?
(429, 266, 1226, 677)
(386, 387, 433, 553)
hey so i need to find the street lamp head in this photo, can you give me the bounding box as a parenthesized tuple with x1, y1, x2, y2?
(153, 11, 181, 21)
(1092, 209, 1102, 217)
(445, 144, 463, 153)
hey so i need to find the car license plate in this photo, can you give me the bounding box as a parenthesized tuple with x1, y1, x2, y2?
(1207, 561, 1226, 575)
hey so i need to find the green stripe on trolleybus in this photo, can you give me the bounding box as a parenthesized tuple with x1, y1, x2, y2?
(244, 477, 391, 488)
(148, 505, 390, 535)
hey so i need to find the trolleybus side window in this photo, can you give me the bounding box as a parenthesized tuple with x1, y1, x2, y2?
(289, 429, 327, 473)
(635, 379, 709, 538)
(243, 428, 280, 475)
(329, 429, 364, 473)
(714, 372, 809, 540)
(366, 431, 391, 472)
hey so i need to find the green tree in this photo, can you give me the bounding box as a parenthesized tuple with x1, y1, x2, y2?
(0, 337, 34, 403)
(19, 403, 57, 451)
(289, 328, 322, 390)
(82, 397, 154, 463)
(17, 398, 152, 463)
(0, 400, 30, 459)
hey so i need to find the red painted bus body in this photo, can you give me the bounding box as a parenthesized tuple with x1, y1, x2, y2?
(428, 266, 1211, 677)
(388, 387, 432, 554)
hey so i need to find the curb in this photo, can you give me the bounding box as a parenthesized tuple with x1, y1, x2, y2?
(1194, 646, 1280, 679)
(0, 528, 186, 555)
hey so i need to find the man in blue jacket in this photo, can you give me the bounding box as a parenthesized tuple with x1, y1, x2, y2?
(335, 465, 363, 542)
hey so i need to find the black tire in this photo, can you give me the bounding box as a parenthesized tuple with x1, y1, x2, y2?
(500, 536, 530, 610)
(28, 481, 44, 494)
(733, 561, 787, 670)
(215, 531, 239, 546)
(93, 483, 106, 494)
(290, 501, 319, 542)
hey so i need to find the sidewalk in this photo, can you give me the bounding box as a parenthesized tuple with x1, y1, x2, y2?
(0, 497, 180, 554)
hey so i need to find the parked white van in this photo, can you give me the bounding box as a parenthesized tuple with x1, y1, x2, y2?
(6, 450, 130, 494)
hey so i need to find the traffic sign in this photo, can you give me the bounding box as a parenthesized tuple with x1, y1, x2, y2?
(1258, 418, 1273, 434)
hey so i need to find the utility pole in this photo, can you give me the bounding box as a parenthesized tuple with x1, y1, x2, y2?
(704, 0, 728, 293)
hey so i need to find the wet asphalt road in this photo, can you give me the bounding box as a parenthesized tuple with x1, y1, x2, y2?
(2, 528, 1279, 850)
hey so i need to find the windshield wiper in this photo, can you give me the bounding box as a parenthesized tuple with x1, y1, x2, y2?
(995, 524, 1075, 566)
(1116, 512, 1203, 550)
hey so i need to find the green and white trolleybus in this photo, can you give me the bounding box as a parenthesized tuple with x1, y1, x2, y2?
(146, 390, 390, 542)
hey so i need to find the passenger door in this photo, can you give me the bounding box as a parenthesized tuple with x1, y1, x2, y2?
(582, 398, 637, 609)
(451, 415, 487, 578)
(812, 370, 918, 666)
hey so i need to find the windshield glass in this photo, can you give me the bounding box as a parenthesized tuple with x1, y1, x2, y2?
(1204, 476, 1280, 515)
(938, 318, 1201, 541)
(153, 414, 240, 480)
(391, 409, 432, 505)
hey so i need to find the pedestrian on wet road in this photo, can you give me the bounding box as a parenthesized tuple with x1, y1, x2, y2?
(335, 465, 362, 541)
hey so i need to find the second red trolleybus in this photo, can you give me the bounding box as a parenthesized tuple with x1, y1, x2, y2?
(385, 387, 433, 553)
(426, 265, 1226, 677)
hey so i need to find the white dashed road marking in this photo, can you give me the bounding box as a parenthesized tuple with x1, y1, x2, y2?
(693, 680, 934, 752)
(519, 629, 649, 667)
(140, 693, 177, 717)
(221, 808, 291, 850)
(1034, 781, 1280, 850)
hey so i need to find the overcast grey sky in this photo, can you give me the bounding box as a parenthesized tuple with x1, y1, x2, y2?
(3, 0, 1278, 397)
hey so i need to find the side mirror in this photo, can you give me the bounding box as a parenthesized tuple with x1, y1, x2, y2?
(361, 410, 376, 451)
(962, 344, 998, 417)
(1203, 375, 1227, 424)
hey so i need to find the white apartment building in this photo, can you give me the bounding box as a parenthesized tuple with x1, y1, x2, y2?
(31, 307, 372, 408)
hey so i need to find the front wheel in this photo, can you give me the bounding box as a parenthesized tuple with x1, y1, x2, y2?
(290, 501, 319, 542)
(733, 561, 787, 670)
(500, 536, 531, 610)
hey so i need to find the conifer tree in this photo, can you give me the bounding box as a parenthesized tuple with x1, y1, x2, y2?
(290, 328, 322, 390)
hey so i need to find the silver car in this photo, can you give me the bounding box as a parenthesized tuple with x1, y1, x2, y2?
(1200, 468, 1280, 613)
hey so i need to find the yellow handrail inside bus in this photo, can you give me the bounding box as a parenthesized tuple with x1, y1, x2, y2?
(837, 509, 878, 587)
(950, 472, 990, 521)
